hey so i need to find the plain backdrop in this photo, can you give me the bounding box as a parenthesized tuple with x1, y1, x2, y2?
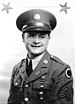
(0, 0, 75, 103)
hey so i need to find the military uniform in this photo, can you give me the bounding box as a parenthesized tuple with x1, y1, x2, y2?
(7, 51, 73, 104)
(7, 9, 73, 104)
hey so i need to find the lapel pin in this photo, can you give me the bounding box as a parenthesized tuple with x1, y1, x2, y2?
(35, 71, 40, 75)
(43, 59, 48, 64)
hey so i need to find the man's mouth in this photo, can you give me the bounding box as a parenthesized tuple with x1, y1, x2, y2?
(31, 45, 42, 47)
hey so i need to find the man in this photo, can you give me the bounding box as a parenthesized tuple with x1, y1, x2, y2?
(7, 9, 73, 104)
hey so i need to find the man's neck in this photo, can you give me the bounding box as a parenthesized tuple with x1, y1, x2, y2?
(27, 51, 46, 59)
(27, 52, 46, 70)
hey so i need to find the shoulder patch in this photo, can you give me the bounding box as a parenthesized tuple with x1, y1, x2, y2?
(66, 68, 72, 79)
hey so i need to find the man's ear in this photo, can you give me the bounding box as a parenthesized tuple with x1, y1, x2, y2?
(22, 33, 25, 42)
(48, 34, 51, 39)
(48, 35, 51, 44)
(48, 32, 51, 39)
(22, 38, 25, 42)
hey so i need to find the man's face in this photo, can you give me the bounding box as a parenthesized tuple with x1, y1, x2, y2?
(23, 32, 50, 57)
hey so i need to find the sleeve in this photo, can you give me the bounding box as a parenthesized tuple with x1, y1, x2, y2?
(7, 66, 24, 104)
(53, 66, 74, 104)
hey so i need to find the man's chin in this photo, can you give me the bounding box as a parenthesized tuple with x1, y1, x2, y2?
(28, 50, 45, 59)
(31, 51, 44, 56)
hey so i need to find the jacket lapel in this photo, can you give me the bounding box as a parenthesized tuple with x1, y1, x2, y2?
(25, 51, 52, 84)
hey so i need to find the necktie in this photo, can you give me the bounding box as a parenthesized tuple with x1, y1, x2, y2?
(26, 58, 33, 77)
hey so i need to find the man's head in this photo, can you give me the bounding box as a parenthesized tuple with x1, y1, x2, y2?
(22, 31, 50, 58)
(16, 9, 57, 58)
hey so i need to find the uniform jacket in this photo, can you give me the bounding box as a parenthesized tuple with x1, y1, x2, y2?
(7, 51, 73, 104)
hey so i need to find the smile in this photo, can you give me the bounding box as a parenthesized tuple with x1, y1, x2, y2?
(31, 45, 42, 47)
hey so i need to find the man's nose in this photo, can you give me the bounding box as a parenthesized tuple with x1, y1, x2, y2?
(33, 36, 40, 44)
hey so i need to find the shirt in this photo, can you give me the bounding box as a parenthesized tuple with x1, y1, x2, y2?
(27, 52, 45, 70)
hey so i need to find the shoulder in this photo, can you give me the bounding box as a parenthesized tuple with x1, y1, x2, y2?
(50, 55, 72, 79)
(13, 59, 26, 73)
(50, 55, 67, 65)
(50, 54, 70, 70)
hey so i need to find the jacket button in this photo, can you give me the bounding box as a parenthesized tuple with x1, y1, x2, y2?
(24, 98, 29, 101)
(51, 55, 53, 58)
(39, 91, 43, 94)
(40, 97, 43, 100)
(25, 84, 28, 87)
(40, 85, 44, 88)
(14, 82, 18, 86)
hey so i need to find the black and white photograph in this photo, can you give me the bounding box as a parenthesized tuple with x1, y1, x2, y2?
(0, 0, 75, 104)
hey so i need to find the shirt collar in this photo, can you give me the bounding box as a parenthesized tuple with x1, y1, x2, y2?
(27, 52, 45, 70)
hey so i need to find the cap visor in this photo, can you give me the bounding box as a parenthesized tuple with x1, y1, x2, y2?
(23, 26, 50, 32)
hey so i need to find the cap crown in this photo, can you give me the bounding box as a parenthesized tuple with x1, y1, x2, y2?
(16, 9, 57, 32)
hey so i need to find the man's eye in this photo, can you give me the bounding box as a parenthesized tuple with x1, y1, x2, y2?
(28, 35, 36, 38)
(27, 34, 31, 37)
(27, 33, 35, 37)
(39, 35, 46, 38)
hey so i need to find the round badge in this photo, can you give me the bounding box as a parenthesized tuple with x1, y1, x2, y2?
(34, 14, 40, 20)
(66, 68, 71, 78)
(43, 59, 48, 64)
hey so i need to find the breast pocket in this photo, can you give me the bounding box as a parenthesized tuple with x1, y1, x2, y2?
(32, 78, 54, 103)
(32, 75, 53, 90)
(12, 75, 24, 95)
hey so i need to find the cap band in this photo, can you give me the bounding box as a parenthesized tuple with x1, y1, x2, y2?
(22, 22, 51, 32)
